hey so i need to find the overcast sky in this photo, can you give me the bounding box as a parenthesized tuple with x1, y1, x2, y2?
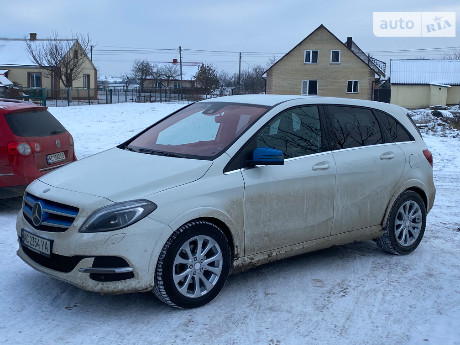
(2, 0, 459, 77)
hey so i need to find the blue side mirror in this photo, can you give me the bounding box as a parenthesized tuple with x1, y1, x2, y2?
(249, 147, 284, 166)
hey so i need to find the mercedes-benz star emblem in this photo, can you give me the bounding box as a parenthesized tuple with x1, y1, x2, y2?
(56, 139, 61, 148)
(32, 202, 43, 227)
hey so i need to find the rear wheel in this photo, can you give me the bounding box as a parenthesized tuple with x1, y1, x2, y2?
(154, 220, 231, 308)
(377, 190, 426, 255)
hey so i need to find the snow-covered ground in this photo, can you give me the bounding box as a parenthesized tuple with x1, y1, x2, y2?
(0, 103, 459, 345)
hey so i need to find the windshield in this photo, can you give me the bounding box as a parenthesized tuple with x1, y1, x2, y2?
(126, 102, 269, 159)
(5, 110, 66, 137)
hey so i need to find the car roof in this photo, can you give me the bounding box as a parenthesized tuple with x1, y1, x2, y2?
(0, 99, 46, 114)
(201, 94, 406, 114)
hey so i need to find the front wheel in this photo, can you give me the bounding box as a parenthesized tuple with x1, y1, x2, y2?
(154, 220, 231, 308)
(377, 190, 427, 255)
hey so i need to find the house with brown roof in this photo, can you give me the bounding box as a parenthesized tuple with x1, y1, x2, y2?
(265, 25, 385, 100)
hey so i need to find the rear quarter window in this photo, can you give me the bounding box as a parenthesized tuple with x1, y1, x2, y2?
(5, 110, 66, 137)
(374, 109, 414, 142)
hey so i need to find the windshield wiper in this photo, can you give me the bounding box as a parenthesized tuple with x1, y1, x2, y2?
(50, 130, 65, 135)
(124, 146, 139, 153)
(138, 148, 182, 158)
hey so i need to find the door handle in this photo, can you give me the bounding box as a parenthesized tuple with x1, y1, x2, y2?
(380, 152, 395, 160)
(312, 162, 331, 171)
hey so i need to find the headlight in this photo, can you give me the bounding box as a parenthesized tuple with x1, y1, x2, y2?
(79, 200, 157, 233)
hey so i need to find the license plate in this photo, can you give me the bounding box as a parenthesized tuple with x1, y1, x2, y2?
(21, 229, 53, 257)
(47, 152, 65, 164)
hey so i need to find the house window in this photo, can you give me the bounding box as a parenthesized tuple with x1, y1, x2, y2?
(83, 74, 90, 89)
(29, 72, 42, 88)
(155, 81, 162, 88)
(347, 80, 359, 93)
(173, 81, 181, 89)
(304, 50, 318, 64)
(301, 80, 318, 95)
(331, 50, 340, 64)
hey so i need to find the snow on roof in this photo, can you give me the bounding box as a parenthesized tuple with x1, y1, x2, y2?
(0, 38, 75, 67)
(177, 63, 201, 81)
(0, 74, 13, 85)
(0, 39, 35, 66)
(153, 63, 201, 81)
(391, 59, 460, 85)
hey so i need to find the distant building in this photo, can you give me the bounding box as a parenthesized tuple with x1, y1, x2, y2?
(143, 61, 201, 89)
(390, 59, 460, 108)
(0, 33, 97, 95)
(0, 69, 13, 86)
(264, 24, 385, 100)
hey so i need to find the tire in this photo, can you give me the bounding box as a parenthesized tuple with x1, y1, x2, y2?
(377, 190, 427, 255)
(153, 220, 231, 309)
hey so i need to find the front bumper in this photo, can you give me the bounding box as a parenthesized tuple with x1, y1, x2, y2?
(16, 209, 173, 294)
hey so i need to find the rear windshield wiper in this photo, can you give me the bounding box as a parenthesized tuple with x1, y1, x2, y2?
(50, 129, 66, 135)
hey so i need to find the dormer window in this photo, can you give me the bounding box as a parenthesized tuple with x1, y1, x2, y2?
(304, 50, 318, 64)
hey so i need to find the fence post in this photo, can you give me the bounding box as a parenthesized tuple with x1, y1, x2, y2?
(109, 89, 113, 104)
(67, 88, 70, 106)
(88, 88, 91, 104)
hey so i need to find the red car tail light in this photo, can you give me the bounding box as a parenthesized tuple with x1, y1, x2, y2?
(69, 134, 74, 146)
(423, 149, 433, 167)
(7, 142, 32, 156)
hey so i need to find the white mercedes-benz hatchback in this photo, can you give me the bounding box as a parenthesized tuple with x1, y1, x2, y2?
(16, 95, 435, 308)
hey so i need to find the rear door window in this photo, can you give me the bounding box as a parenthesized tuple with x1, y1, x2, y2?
(5, 110, 66, 137)
(326, 106, 383, 149)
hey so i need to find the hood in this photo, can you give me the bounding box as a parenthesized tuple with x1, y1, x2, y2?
(38, 148, 213, 201)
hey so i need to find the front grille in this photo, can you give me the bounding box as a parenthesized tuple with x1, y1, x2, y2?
(23, 193, 79, 232)
(21, 242, 85, 273)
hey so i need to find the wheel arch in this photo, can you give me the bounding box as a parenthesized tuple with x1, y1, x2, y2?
(382, 184, 428, 227)
(198, 217, 236, 261)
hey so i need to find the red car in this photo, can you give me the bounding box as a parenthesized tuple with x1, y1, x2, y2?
(0, 99, 76, 198)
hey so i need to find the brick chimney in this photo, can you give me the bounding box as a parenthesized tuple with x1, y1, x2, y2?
(29, 33, 37, 41)
(172, 58, 178, 64)
(346, 37, 352, 49)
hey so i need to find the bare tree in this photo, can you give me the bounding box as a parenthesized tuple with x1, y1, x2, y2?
(239, 65, 266, 94)
(441, 49, 460, 59)
(217, 71, 234, 88)
(266, 55, 279, 68)
(159, 64, 180, 87)
(26, 32, 92, 88)
(132, 60, 154, 90)
(122, 75, 134, 90)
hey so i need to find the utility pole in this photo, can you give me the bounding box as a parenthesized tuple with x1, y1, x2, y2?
(238, 52, 242, 94)
(179, 46, 183, 83)
(179, 46, 183, 100)
(90, 45, 94, 61)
